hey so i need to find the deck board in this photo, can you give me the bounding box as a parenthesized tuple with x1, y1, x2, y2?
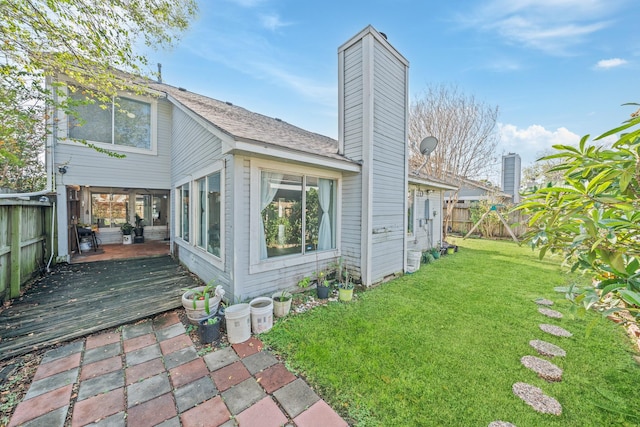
(0, 256, 200, 361)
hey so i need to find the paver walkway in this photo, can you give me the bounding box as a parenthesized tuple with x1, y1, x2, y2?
(8, 311, 348, 427)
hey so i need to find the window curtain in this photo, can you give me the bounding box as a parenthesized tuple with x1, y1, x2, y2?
(260, 172, 283, 259)
(317, 178, 332, 250)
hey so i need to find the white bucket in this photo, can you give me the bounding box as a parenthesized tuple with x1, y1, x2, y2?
(407, 250, 422, 273)
(79, 237, 92, 252)
(225, 303, 251, 344)
(249, 297, 273, 334)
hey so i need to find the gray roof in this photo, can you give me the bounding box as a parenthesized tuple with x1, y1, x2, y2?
(149, 83, 349, 162)
(408, 171, 458, 190)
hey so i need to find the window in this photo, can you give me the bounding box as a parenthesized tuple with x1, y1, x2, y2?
(91, 193, 129, 228)
(180, 184, 190, 241)
(196, 172, 221, 257)
(260, 171, 336, 259)
(407, 189, 414, 235)
(68, 90, 152, 150)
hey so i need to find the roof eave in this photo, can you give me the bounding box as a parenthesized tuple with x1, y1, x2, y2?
(231, 139, 361, 173)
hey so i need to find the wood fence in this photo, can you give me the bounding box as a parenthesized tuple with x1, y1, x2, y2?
(445, 206, 528, 238)
(0, 199, 55, 302)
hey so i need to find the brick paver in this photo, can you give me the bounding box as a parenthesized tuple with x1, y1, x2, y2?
(125, 358, 166, 385)
(210, 361, 251, 392)
(8, 316, 343, 427)
(123, 333, 157, 353)
(126, 393, 177, 427)
(71, 387, 125, 427)
(236, 396, 288, 427)
(180, 396, 231, 427)
(168, 358, 209, 388)
(80, 356, 122, 381)
(85, 332, 121, 350)
(9, 385, 73, 427)
(32, 353, 81, 381)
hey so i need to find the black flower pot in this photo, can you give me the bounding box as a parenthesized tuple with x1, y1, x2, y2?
(317, 285, 330, 299)
(199, 315, 222, 343)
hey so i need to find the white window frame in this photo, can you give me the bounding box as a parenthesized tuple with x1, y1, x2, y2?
(407, 188, 415, 237)
(249, 159, 341, 274)
(174, 161, 225, 269)
(56, 85, 158, 155)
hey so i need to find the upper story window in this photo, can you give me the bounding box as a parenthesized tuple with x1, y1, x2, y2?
(67, 89, 154, 151)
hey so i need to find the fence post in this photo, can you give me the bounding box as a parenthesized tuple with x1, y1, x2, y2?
(10, 205, 22, 299)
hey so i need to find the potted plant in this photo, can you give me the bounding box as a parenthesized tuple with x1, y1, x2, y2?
(134, 214, 145, 238)
(120, 222, 134, 245)
(272, 290, 293, 317)
(182, 282, 225, 324)
(198, 315, 222, 343)
(315, 270, 331, 299)
(337, 259, 354, 302)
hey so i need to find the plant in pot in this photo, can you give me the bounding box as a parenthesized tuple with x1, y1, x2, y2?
(120, 222, 134, 245)
(272, 289, 293, 318)
(315, 270, 331, 299)
(181, 282, 225, 324)
(337, 259, 355, 302)
(199, 315, 222, 343)
(134, 214, 145, 238)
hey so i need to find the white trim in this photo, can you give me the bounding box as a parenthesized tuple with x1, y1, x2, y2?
(338, 25, 409, 67)
(360, 33, 375, 287)
(173, 164, 225, 270)
(232, 140, 360, 172)
(57, 86, 159, 156)
(337, 48, 345, 155)
(248, 158, 342, 275)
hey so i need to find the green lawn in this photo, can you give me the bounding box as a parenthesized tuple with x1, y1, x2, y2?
(262, 239, 640, 426)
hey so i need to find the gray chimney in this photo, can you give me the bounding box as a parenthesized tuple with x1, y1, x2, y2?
(501, 153, 521, 203)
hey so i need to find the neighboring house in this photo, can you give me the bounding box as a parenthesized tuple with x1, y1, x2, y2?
(50, 26, 448, 300)
(407, 173, 458, 251)
(444, 177, 512, 207)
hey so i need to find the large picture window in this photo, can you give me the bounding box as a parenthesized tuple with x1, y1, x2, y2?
(91, 193, 129, 228)
(197, 172, 221, 257)
(68, 90, 152, 150)
(260, 171, 336, 259)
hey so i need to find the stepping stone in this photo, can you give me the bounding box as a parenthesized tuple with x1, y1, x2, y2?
(535, 298, 553, 306)
(520, 356, 563, 382)
(539, 324, 572, 338)
(538, 307, 563, 318)
(529, 340, 566, 358)
(488, 422, 516, 427)
(512, 382, 562, 415)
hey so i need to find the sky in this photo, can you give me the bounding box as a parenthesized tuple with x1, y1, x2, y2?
(147, 0, 639, 181)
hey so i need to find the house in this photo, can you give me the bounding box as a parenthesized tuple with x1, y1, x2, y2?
(407, 173, 457, 252)
(50, 25, 450, 300)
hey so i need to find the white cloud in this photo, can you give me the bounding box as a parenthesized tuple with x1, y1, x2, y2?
(226, 0, 266, 7)
(457, 0, 621, 55)
(595, 58, 627, 69)
(497, 123, 581, 166)
(260, 13, 291, 31)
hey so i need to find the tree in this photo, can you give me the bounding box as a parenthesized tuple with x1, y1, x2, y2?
(521, 149, 565, 191)
(517, 104, 640, 319)
(409, 84, 500, 235)
(0, 0, 198, 191)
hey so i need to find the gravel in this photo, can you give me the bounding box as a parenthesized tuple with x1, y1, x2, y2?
(512, 382, 562, 416)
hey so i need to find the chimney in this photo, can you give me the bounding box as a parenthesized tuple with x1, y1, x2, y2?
(501, 153, 521, 203)
(338, 25, 409, 286)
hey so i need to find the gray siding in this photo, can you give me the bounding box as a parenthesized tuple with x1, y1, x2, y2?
(55, 99, 173, 189)
(170, 107, 233, 296)
(407, 186, 443, 252)
(369, 41, 407, 283)
(340, 40, 364, 273)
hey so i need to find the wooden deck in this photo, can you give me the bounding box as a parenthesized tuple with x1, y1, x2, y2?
(0, 256, 201, 361)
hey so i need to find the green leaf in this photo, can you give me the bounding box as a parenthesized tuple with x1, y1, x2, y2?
(618, 290, 640, 307)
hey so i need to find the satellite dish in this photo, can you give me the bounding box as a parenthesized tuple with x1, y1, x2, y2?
(419, 136, 438, 156)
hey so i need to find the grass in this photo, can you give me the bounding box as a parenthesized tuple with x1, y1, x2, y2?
(262, 239, 640, 426)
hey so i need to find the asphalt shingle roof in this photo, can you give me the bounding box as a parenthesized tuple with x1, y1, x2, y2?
(149, 83, 349, 162)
